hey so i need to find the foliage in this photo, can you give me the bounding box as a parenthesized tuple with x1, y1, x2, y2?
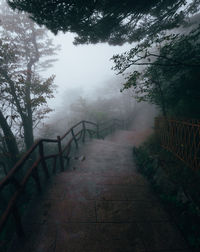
(7, 0, 200, 45)
(134, 135, 200, 249)
(69, 92, 135, 124)
(0, 1, 58, 152)
(112, 27, 200, 71)
(7, 1, 200, 119)
(112, 26, 200, 117)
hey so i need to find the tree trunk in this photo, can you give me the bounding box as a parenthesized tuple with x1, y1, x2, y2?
(23, 115, 34, 150)
(23, 22, 39, 150)
(23, 65, 34, 150)
(0, 110, 19, 166)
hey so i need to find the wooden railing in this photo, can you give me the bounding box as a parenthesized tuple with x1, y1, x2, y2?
(98, 118, 128, 137)
(0, 119, 126, 238)
(155, 117, 200, 171)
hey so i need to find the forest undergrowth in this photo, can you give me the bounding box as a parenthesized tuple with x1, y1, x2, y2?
(134, 134, 200, 250)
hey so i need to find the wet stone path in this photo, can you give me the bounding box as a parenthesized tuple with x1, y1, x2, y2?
(10, 130, 190, 252)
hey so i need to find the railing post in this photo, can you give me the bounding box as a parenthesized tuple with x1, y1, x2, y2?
(113, 121, 116, 132)
(52, 156, 57, 174)
(65, 145, 71, 167)
(96, 123, 100, 139)
(32, 166, 41, 193)
(57, 136, 64, 171)
(12, 205, 24, 237)
(111, 121, 114, 134)
(125, 119, 128, 129)
(123, 120, 126, 129)
(82, 121, 86, 142)
(71, 129, 78, 149)
(39, 141, 49, 179)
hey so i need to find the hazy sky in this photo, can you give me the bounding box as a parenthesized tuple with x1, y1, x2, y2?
(43, 32, 132, 110)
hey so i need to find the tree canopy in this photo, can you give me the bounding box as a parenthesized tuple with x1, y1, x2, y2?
(6, 0, 200, 120)
(113, 27, 200, 118)
(7, 0, 200, 45)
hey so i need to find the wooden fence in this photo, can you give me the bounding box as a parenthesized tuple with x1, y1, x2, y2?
(155, 117, 200, 171)
(0, 119, 126, 238)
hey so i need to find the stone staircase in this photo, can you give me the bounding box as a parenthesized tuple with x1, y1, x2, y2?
(10, 130, 190, 252)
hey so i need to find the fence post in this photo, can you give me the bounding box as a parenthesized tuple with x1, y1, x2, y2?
(52, 156, 57, 174)
(82, 121, 86, 142)
(71, 129, 78, 149)
(114, 120, 116, 131)
(96, 123, 100, 139)
(66, 144, 71, 166)
(39, 141, 49, 179)
(125, 119, 128, 129)
(32, 166, 41, 193)
(12, 205, 24, 237)
(57, 136, 64, 171)
(111, 120, 114, 134)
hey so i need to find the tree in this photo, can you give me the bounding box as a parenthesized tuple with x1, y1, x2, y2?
(0, 38, 20, 166)
(0, 1, 58, 158)
(7, 0, 199, 45)
(112, 25, 200, 73)
(116, 27, 200, 118)
(119, 68, 168, 116)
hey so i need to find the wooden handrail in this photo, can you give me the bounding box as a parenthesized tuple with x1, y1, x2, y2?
(0, 118, 127, 239)
(0, 139, 41, 190)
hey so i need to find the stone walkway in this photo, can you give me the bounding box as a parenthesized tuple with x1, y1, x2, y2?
(10, 130, 190, 252)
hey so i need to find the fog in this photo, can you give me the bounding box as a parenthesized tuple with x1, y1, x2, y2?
(0, 0, 159, 149)
(38, 32, 157, 137)
(42, 32, 132, 110)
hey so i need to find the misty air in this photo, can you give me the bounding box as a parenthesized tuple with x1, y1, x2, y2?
(0, 0, 200, 251)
